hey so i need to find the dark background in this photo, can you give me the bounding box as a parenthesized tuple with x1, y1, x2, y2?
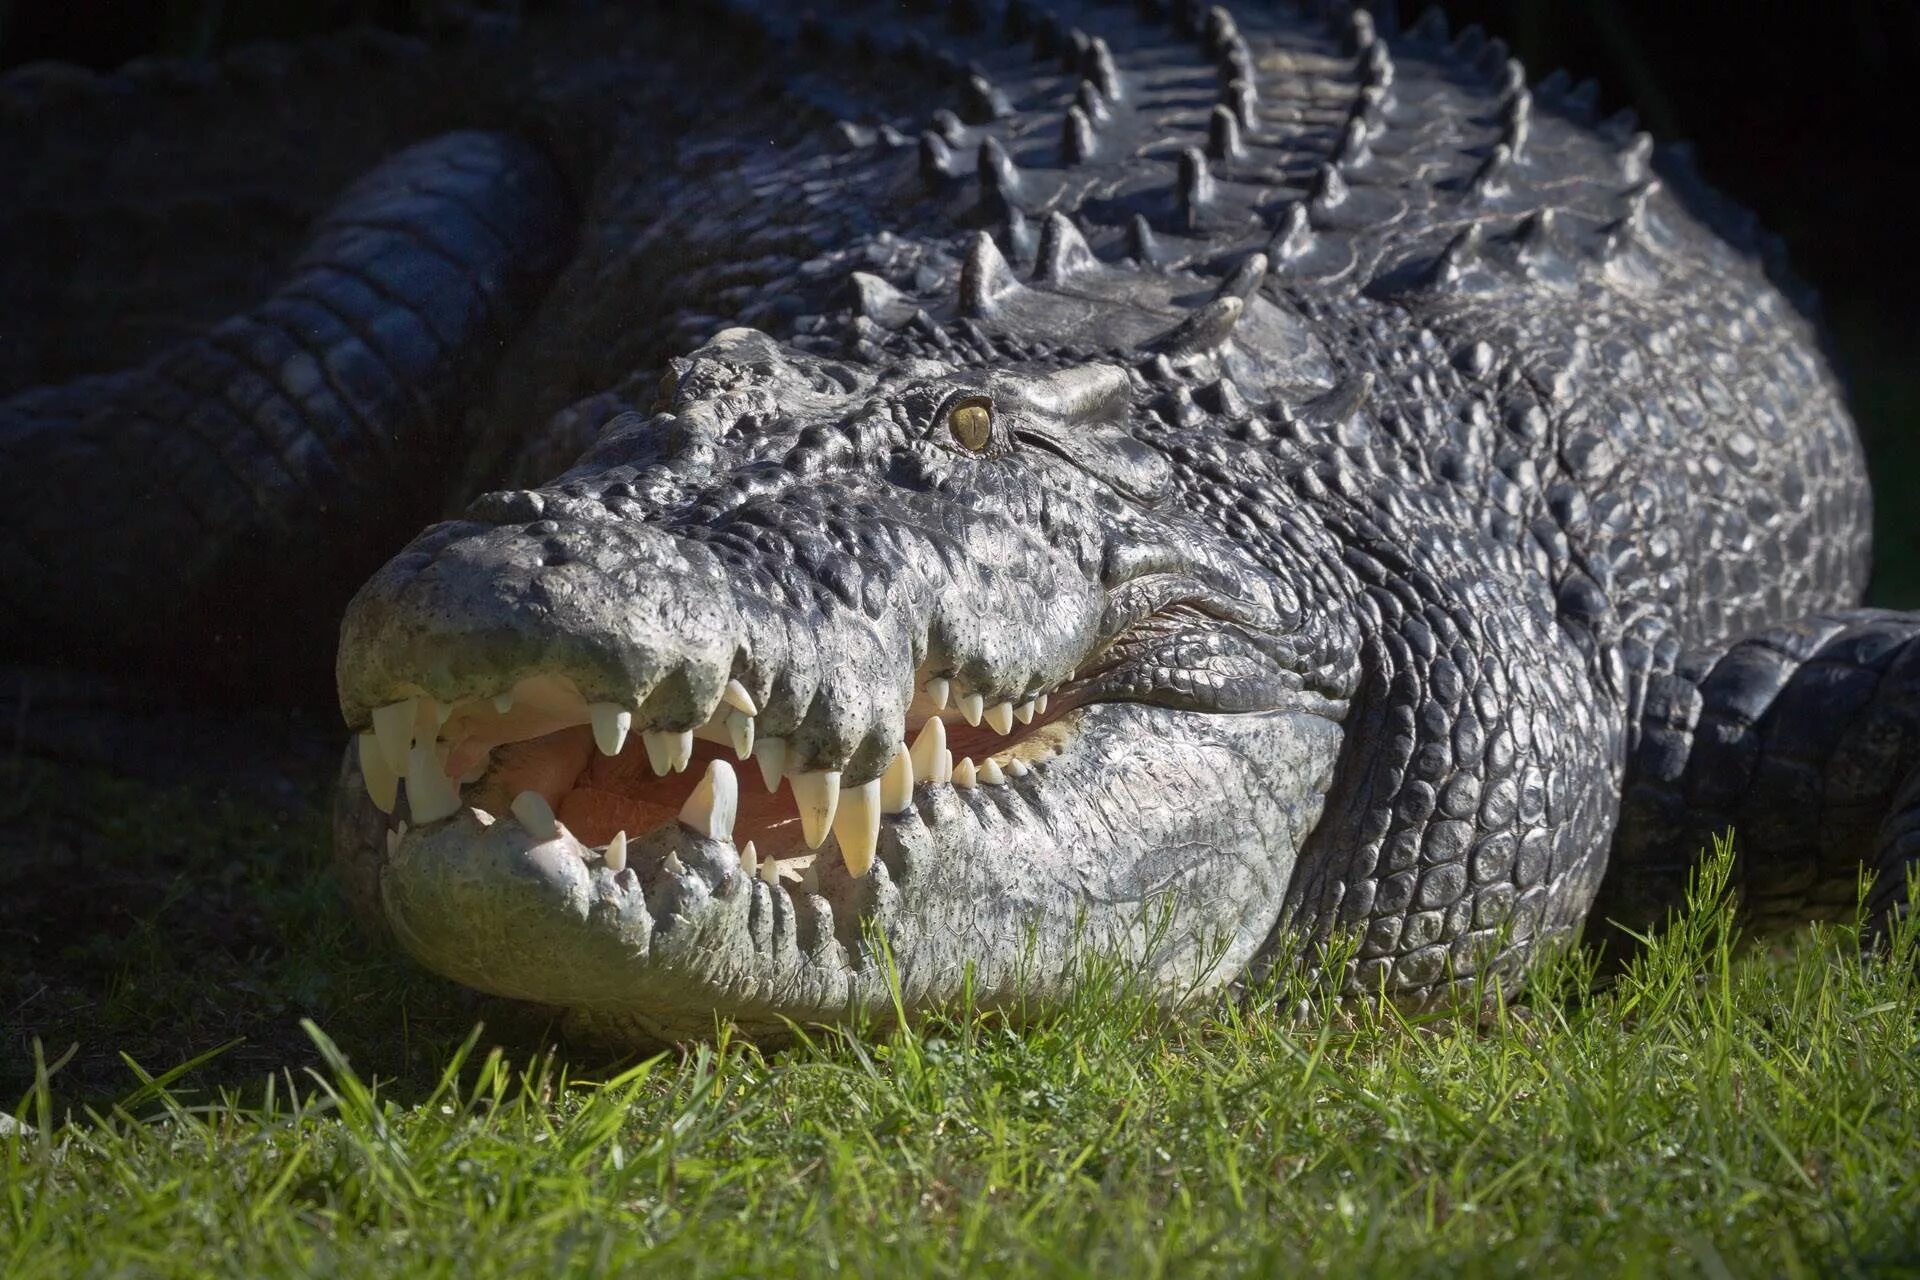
(4, 0, 1915, 597)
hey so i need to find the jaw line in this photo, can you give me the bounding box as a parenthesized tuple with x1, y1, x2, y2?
(364, 697, 1346, 1040)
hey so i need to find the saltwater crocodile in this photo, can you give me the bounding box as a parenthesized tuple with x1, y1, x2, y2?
(4, 3, 1916, 1045)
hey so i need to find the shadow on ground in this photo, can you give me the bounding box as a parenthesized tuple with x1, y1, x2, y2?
(0, 691, 621, 1109)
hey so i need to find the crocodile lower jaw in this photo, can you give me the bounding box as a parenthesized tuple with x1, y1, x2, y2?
(350, 692, 1346, 1042)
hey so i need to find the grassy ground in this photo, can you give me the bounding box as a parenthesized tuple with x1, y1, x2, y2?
(4, 759, 1920, 1276)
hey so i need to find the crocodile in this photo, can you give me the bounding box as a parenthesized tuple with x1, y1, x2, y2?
(5, 2, 1916, 1046)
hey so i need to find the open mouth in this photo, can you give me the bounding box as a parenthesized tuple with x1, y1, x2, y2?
(356, 668, 1078, 886)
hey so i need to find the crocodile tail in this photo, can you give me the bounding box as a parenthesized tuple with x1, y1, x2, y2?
(0, 130, 576, 689)
(0, 17, 558, 390)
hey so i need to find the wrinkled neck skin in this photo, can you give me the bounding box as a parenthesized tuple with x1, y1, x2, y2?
(336, 272, 1368, 1043)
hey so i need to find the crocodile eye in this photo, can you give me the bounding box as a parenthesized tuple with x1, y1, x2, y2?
(947, 398, 994, 452)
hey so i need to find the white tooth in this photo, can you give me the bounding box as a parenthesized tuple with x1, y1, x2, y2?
(957, 691, 984, 726)
(1014, 699, 1036, 725)
(590, 703, 632, 757)
(678, 759, 739, 841)
(459, 751, 490, 785)
(431, 699, 450, 728)
(726, 709, 755, 760)
(357, 732, 398, 814)
(722, 678, 758, 716)
(1037, 693, 1051, 714)
(933, 747, 953, 784)
(978, 758, 1006, 785)
(493, 692, 514, 714)
(880, 745, 914, 814)
(740, 839, 758, 880)
(397, 820, 408, 839)
(605, 830, 628, 873)
(371, 698, 417, 777)
(925, 676, 950, 710)
(801, 861, 821, 893)
(985, 701, 1015, 734)
(670, 729, 694, 773)
(757, 850, 780, 884)
(755, 736, 788, 792)
(511, 790, 558, 840)
(472, 806, 496, 826)
(791, 769, 842, 849)
(952, 757, 977, 788)
(385, 829, 399, 856)
(833, 778, 880, 876)
(1005, 757, 1030, 778)
(665, 850, 686, 877)
(405, 744, 460, 824)
(642, 730, 674, 776)
(909, 716, 947, 782)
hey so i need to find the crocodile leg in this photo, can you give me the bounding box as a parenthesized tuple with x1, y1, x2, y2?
(1598, 610, 1920, 957)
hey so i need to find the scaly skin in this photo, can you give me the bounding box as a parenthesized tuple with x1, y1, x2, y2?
(5, 3, 1908, 1046)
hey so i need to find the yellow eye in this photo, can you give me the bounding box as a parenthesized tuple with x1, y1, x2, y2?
(948, 399, 994, 452)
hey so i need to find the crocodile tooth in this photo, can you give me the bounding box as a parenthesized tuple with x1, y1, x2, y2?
(1014, 699, 1036, 725)
(952, 757, 978, 789)
(722, 678, 758, 716)
(740, 839, 758, 880)
(880, 745, 914, 814)
(726, 709, 755, 759)
(605, 830, 628, 873)
(472, 807, 496, 826)
(791, 770, 842, 849)
(985, 701, 1015, 734)
(678, 759, 739, 842)
(492, 691, 514, 714)
(755, 736, 788, 792)
(385, 829, 399, 856)
(909, 716, 947, 783)
(924, 676, 950, 709)
(589, 703, 632, 757)
(956, 691, 985, 726)
(428, 698, 449, 728)
(665, 850, 685, 877)
(978, 758, 1006, 785)
(642, 730, 674, 776)
(1005, 757, 1031, 778)
(1036, 693, 1051, 714)
(669, 729, 694, 773)
(372, 698, 417, 776)
(405, 744, 460, 824)
(511, 790, 557, 840)
(756, 849, 780, 885)
(833, 779, 881, 876)
(357, 732, 398, 814)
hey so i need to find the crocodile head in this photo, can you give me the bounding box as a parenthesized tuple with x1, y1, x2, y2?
(335, 314, 1360, 1044)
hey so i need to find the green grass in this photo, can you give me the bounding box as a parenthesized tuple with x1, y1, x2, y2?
(4, 761, 1920, 1276)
